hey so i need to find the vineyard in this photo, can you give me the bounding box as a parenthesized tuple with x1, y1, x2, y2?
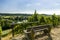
(0, 10, 60, 40)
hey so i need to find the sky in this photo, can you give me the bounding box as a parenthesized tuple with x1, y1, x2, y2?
(0, 0, 60, 15)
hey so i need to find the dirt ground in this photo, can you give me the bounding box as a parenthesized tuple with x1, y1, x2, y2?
(35, 27, 60, 40)
(2, 34, 12, 40)
(2, 27, 60, 40)
(51, 28, 60, 40)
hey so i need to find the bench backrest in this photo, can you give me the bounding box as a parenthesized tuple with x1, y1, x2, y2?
(27, 24, 51, 32)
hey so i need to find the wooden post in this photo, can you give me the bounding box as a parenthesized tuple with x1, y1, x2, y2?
(0, 35, 1, 40)
(31, 28, 35, 40)
(11, 22, 15, 37)
(0, 24, 2, 40)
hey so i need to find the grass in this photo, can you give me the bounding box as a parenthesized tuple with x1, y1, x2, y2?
(2, 29, 12, 37)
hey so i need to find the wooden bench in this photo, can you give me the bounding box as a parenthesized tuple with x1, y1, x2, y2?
(24, 24, 52, 40)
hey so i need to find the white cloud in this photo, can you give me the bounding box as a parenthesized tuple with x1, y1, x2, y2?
(37, 10, 60, 15)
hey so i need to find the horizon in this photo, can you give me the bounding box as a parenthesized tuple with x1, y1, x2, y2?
(0, 10, 60, 15)
(0, 0, 60, 15)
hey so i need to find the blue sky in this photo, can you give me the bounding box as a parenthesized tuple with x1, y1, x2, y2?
(0, 0, 60, 15)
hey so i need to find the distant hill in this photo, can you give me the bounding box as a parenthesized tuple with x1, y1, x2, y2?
(0, 13, 32, 16)
(40, 14, 51, 16)
(0, 13, 52, 16)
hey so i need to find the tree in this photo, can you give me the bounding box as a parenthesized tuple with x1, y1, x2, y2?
(15, 16, 19, 21)
(28, 10, 38, 22)
(39, 16, 46, 25)
(1, 19, 12, 30)
(28, 16, 33, 22)
(46, 17, 52, 24)
(32, 10, 38, 22)
(52, 14, 58, 27)
(57, 16, 60, 24)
